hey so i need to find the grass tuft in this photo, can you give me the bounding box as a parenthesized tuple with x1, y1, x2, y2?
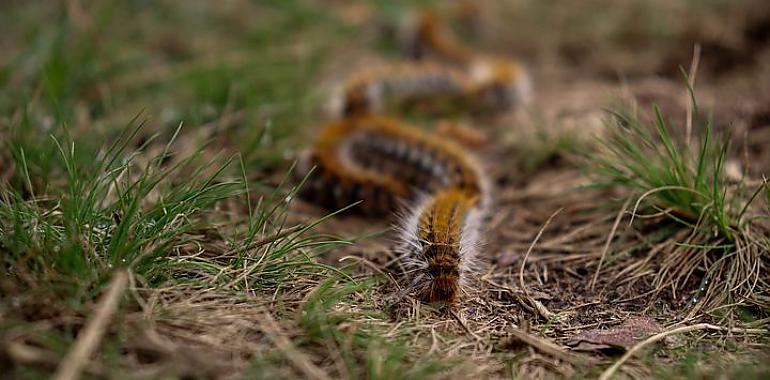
(591, 78, 770, 317)
(1, 119, 242, 293)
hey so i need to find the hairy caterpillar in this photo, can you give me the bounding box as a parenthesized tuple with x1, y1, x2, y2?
(328, 59, 531, 118)
(328, 62, 473, 118)
(399, 8, 534, 114)
(396, 187, 488, 303)
(468, 56, 533, 115)
(299, 115, 491, 304)
(403, 10, 474, 65)
(302, 5, 535, 305)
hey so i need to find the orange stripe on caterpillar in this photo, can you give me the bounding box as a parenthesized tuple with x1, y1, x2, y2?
(341, 116, 486, 196)
(436, 120, 490, 149)
(298, 119, 409, 215)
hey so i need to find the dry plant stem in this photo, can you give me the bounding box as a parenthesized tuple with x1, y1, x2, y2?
(598, 323, 768, 380)
(54, 270, 129, 380)
(590, 198, 631, 290)
(339, 255, 401, 288)
(450, 309, 482, 342)
(502, 327, 592, 366)
(261, 312, 332, 380)
(8, 342, 77, 373)
(225, 224, 307, 256)
(519, 208, 562, 320)
(629, 186, 702, 226)
(685, 43, 701, 147)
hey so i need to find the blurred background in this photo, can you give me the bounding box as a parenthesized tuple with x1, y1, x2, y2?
(2, 0, 769, 183)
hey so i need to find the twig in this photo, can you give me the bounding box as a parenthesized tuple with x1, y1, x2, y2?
(590, 198, 631, 290)
(628, 186, 702, 226)
(598, 323, 767, 380)
(450, 309, 482, 342)
(54, 270, 128, 380)
(6, 341, 107, 376)
(339, 255, 400, 288)
(501, 326, 593, 365)
(519, 209, 562, 320)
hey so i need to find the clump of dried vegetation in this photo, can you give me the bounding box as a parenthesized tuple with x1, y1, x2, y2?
(590, 74, 770, 321)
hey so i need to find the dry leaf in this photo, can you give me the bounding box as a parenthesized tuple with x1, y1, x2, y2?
(567, 317, 664, 353)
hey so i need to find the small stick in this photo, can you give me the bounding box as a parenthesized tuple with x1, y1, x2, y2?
(502, 326, 592, 365)
(519, 209, 562, 320)
(54, 270, 128, 380)
(628, 185, 702, 226)
(590, 198, 631, 290)
(598, 323, 767, 380)
(450, 309, 482, 342)
(339, 255, 400, 288)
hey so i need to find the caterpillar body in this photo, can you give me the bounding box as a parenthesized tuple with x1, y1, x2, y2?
(329, 60, 531, 119)
(469, 56, 533, 115)
(397, 187, 487, 303)
(330, 62, 473, 118)
(403, 10, 474, 66)
(299, 115, 490, 304)
(400, 8, 534, 114)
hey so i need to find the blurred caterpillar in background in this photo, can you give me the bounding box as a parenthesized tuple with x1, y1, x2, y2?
(398, 6, 533, 114)
(328, 62, 473, 118)
(402, 8, 474, 65)
(328, 59, 531, 118)
(299, 115, 491, 304)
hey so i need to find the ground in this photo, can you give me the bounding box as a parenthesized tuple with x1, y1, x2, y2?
(1, 1, 769, 379)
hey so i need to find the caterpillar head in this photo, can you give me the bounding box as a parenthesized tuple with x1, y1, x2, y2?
(326, 81, 384, 118)
(470, 57, 532, 115)
(423, 249, 462, 303)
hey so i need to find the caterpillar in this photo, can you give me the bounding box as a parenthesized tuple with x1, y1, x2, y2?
(299, 115, 490, 304)
(403, 9, 474, 65)
(328, 59, 531, 118)
(400, 7, 534, 114)
(396, 187, 488, 303)
(302, 5, 531, 305)
(328, 61, 473, 118)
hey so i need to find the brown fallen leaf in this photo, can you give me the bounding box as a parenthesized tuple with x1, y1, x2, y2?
(567, 317, 665, 353)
